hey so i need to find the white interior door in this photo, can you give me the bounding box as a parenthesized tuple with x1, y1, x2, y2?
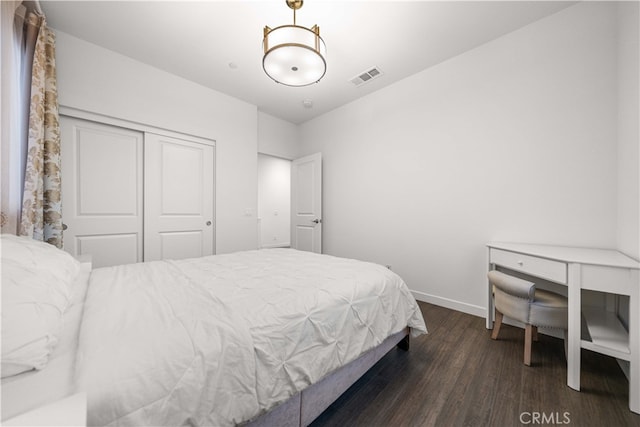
(60, 116, 143, 268)
(144, 133, 214, 261)
(291, 152, 322, 253)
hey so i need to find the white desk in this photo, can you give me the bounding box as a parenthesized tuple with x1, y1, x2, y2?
(486, 242, 640, 414)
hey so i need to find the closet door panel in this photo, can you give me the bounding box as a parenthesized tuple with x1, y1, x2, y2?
(60, 116, 143, 267)
(160, 142, 203, 214)
(76, 234, 139, 267)
(144, 133, 214, 261)
(76, 132, 138, 215)
(159, 232, 203, 260)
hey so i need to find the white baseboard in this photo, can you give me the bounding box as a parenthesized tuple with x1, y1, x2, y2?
(411, 290, 486, 318)
(260, 242, 291, 249)
(411, 289, 564, 339)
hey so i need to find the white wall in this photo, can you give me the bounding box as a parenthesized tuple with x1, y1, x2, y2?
(53, 31, 258, 254)
(258, 154, 291, 248)
(298, 2, 620, 315)
(617, 1, 640, 261)
(258, 112, 299, 160)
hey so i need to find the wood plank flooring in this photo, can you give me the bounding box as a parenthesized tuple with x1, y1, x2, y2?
(310, 302, 640, 427)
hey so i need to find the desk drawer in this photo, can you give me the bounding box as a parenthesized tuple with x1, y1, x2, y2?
(490, 248, 567, 284)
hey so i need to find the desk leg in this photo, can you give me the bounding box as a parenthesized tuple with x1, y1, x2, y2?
(487, 278, 494, 329)
(567, 263, 581, 391)
(486, 253, 494, 329)
(630, 276, 639, 414)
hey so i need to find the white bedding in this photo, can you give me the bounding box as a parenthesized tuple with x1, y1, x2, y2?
(1, 257, 91, 421)
(75, 249, 427, 426)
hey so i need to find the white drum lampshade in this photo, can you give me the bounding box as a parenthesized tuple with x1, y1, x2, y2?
(263, 1, 326, 87)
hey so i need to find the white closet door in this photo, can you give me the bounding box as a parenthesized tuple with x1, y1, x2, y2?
(144, 133, 214, 261)
(60, 116, 143, 267)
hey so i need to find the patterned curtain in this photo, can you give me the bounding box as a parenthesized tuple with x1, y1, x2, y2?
(18, 14, 63, 248)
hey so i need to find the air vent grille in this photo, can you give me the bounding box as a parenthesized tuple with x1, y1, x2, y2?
(349, 66, 383, 87)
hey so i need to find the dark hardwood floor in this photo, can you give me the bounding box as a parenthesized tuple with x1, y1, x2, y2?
(311, 302, 639, 427)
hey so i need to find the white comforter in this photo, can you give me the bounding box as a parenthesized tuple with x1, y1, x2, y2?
(75, 249, 427, 426)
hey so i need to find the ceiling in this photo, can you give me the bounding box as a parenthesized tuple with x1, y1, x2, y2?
(41, 1, 576, 124)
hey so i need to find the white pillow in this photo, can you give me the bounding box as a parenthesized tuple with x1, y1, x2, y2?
(1, 234, 80, 378)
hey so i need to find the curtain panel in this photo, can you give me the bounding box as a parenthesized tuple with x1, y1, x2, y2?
(18, 13, 63, 248)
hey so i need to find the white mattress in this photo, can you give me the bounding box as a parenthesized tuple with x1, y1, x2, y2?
(75, 249, 427, 426)
(1, 258, 92, 421)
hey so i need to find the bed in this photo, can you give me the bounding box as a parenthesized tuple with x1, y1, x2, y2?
(1, 234, 427, 426)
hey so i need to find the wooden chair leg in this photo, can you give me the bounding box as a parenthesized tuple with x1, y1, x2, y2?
(532, 326, 538, 342)
(491, 311, 503, 340)
(524, 324, 533, 366)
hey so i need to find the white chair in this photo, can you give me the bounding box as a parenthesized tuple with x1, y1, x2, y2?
(488, 270, 568, 366)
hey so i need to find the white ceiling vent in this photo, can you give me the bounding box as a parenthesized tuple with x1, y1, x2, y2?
(349, 66, 383, 87)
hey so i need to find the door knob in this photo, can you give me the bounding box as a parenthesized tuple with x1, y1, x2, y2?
(62, 223, 68, 230)
(206, 221, 212, 226)
(311, 219, 322, 224)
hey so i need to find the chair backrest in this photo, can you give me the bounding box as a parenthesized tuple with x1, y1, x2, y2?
(489, 270, 537, 324)
(488, 270, 535, 301)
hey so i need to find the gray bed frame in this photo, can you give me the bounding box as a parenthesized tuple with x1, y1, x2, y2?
(245, 327, 410, 427)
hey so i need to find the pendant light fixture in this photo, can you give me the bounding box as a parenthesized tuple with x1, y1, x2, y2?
(263, 0, 327, 87)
